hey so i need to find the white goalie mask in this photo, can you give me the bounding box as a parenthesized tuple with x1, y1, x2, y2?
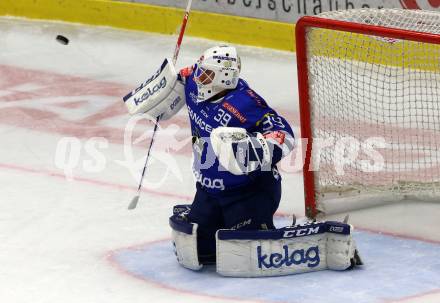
(194, 45, 241, 102)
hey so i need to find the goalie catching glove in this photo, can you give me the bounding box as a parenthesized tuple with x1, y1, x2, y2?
(211, 127, 288, 175)
(122, 58, 185, 120)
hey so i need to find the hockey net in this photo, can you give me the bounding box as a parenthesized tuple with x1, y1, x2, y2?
(296, 9, 440, 218)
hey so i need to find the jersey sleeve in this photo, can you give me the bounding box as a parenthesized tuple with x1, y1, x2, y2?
(241, 89, 295, 166)
(256, 109, 295, 166)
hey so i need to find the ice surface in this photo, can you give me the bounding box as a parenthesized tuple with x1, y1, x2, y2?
(0, 17, 439, 303)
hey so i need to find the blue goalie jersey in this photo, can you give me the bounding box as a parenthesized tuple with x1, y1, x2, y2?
(182, 68, 294, 195)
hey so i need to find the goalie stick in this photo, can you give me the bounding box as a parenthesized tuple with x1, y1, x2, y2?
(128, 119, 160, 210)
(128, 0, 193, 210)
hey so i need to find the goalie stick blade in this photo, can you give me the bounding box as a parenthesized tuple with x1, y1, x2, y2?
(128, 195, 140, 210)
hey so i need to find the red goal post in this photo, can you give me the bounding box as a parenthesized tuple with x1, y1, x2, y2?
(295, 9, 440, 218)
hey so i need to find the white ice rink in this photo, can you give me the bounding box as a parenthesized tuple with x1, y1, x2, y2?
(0, 17, 439, 303)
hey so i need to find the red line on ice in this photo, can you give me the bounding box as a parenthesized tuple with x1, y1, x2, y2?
(356, 226, 440, 245)
(106, 226, 440, 303)
(106, 239, 288, 303)
(384, 288, 440, 302)
(0, 162, 192, 201)
(0, 64, 298, 160)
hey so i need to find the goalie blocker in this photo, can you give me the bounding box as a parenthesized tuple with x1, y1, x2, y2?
(170, 205, 363, 277)
(123, 58, 185, 119)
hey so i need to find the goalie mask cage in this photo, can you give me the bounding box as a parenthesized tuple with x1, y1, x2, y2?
(296, 9, 440, 218)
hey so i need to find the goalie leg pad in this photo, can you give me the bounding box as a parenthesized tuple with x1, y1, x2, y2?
(216, 221, 361, 277)
(172, 204, 191, 215)
(326, 224, 358, 270)
(169, 213, 202, 271)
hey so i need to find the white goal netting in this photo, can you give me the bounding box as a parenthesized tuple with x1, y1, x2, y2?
(302, 9, 440, 214)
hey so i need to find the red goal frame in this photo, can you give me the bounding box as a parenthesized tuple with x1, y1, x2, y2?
(295, 15, 440, 218)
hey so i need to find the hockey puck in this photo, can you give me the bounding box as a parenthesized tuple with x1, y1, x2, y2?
(56, 35, 69, 45)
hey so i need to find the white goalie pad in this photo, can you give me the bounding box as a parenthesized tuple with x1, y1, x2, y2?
(210, 127, 270, 175)
(159, 84, 185, 121)
(169, 213, 202, 271)
(123, 58, 185, 119)
(216, 221, 361, 277)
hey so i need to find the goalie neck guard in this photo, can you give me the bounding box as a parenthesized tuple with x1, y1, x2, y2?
(194, 45, 241, 103)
